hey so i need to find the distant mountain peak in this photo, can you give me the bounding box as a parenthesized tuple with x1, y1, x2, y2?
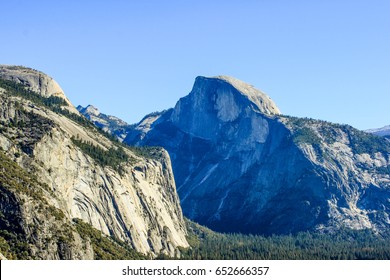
(125, 75, 390, 236)
(83, 104, 100, 116)
(366, 125, 390, 137)
(77, 104, 132, 142)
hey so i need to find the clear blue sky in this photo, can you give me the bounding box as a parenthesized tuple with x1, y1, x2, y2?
(1, 0, 389, 130)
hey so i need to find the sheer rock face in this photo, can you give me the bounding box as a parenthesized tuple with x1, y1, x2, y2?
(169, 76, 279, 140)
(126, 76, 390, 235)
(32, 129, 188, 256)
(0, 66, 188, 258)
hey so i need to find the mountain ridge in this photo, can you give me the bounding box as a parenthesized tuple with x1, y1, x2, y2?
(0, 65, 188, 259)
(77, 104, 134, 141)
(0, 65, 79, 115)
(123, 75, 390, 235)
(366, 125, 390, 137)
(4, 66, 390, 259)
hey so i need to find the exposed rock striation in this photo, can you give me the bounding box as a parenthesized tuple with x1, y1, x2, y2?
(126, 75, 390, 235)
(0, 66, 188, 258)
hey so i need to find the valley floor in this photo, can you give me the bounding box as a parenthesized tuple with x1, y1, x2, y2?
(166, 220, 390, 260)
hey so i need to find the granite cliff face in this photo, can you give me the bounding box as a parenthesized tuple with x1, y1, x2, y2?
(126, 76, 390, 235)
(0, 65, 188, 259)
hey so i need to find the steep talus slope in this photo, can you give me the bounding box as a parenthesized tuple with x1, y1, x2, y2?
(0, 65, 188, 258)
(126, 76, 390, 235)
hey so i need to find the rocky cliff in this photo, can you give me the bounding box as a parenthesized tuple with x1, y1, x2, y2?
(126, 76, 390, 235)
(0, 65, 188, 259)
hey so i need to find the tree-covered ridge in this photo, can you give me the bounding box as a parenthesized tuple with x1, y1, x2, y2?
(71, 136, 167, 177)
(175, 220, 390, 260)
(71, 136, 132, 174)
(72, 218, 147, 260)
(0, 78, 95, 129)
(0, 105, 55, 156)
(284, 116, 390, 155)
(0, 78, 68, 107)
(128, 146, 167, 161)
(1, 78, 167, 164)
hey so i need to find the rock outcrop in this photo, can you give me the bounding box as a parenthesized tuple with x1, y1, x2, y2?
(126, 75, 390, 235)
(0, 66, 188, 259)
(0, 65, 79, 115)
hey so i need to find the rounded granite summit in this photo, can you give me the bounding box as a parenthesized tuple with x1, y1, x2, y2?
(210, 75, 281, 116)
(0, 65, 80, 115)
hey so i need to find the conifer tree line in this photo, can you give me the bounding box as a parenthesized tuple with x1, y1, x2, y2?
(71, 136, 129, 174)
(167, 220, 390, 260)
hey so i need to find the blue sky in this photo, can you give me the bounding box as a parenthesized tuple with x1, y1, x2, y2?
(1, 0, 389, 130)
